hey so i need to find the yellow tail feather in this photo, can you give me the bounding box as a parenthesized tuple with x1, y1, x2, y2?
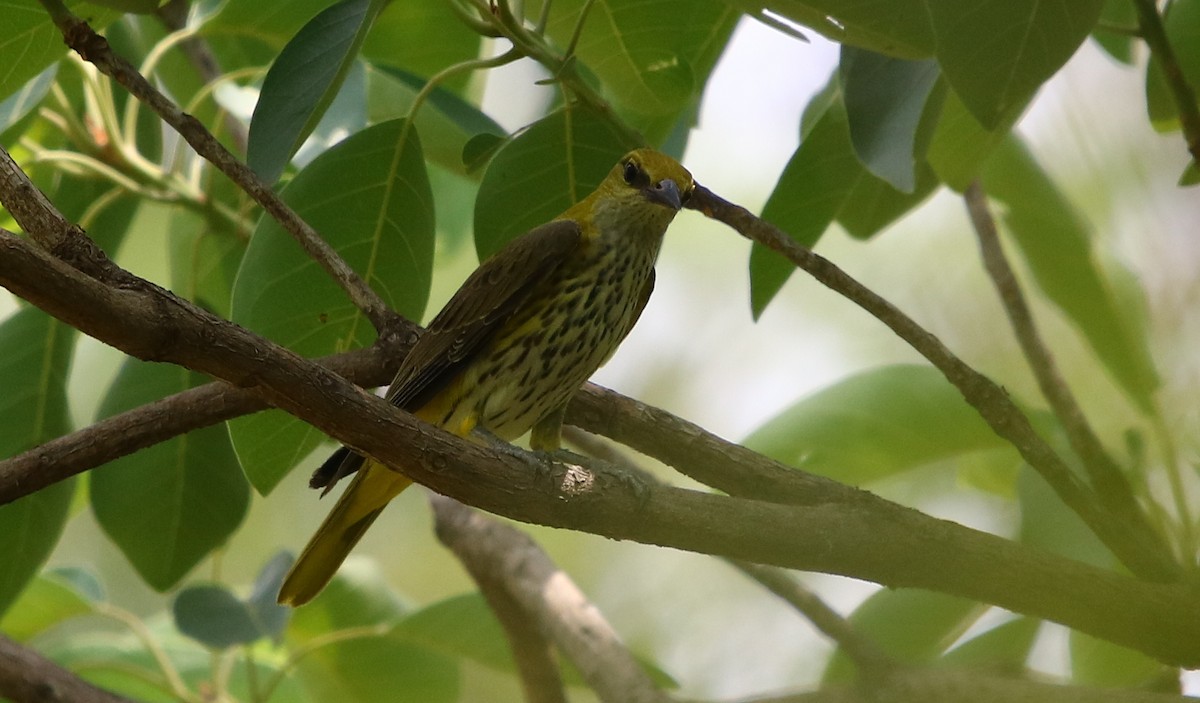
(277, 461, 413, 606)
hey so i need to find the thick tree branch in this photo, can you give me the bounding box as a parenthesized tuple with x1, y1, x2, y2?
(433, 495, 655, 703)
(0, 343, 400, 499)
(35, 1, 397, 334)
(683, 183, 1180, 582)
(3, 228, 1200, 666)
(0, 634, 140, 703)
(963, 180, 1163, 549)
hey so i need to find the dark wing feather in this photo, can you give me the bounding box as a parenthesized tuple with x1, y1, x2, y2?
(310, 220, 581, 492)
(387, 219, 582, 410)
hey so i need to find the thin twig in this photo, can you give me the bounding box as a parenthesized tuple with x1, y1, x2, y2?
(1133, 0, 1200, 165)
(683, 182, 1180, 582)
(731, 563, 892, 676)
(963, 180, 1171, 554)
(37, 0, 398, 335)
(431, 495, 668, 703)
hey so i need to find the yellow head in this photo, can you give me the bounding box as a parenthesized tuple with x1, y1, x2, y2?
(567, 148, 694, 243)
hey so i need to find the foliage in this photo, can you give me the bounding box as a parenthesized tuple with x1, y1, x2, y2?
(0, 0, 1197, 701)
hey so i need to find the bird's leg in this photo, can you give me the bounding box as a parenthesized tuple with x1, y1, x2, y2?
(529, 403, 567, 452)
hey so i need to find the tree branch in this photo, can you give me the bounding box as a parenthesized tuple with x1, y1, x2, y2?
(433, 495, 656, 703)
(963, 180, 1168, 552)
(683, 183, 1180, 582)
(1132, 0, 1200, 166)
(731, 563, 892, 676)
(3, 226, 1200, 665)
(0, 634, 141, 703)
(35, 0, 398, 335)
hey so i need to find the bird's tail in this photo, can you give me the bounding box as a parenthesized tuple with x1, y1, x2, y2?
(277, 456, 413, 606)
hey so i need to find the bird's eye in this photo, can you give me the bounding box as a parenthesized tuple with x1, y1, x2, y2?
(622, 160, 641, 185)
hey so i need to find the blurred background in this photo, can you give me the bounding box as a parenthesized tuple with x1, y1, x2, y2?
(5, 11, 1198, 701)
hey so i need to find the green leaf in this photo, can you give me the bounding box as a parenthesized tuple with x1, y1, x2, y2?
(1181, 160, 1200, 186)
(91, 359, 250, 591)
(395, 592, 678, 689)
(88, 0, 160, 13)
(744, 365, 1016, 485)
(173, 583, 263, 649)
(981, 135, 1160, 412)
(1145, 0, 1200, 129)
(0, 307, 76, 618)
(749, 0, 935, 58)
(247, 0, 383, 184)
(839, 47, 941, 192)
(0, 571, 94, 641)
(926, 86, 1021, 191)
(282, 559, 455, 703)
(1018, 465, 1114, 569)
(247, 551, 294, 642)
(537, 0, 738, 140)
(473, 106, 633, 259)
(229, 118, 435, 494)
(367, 64, 505, 176)
(824, 588, 984, 683)
(167, 209, 248, 317)
(297, 630, 459, 703)
(0, 1, 119, 99)
(1070, 630, 1172, 688)
(925, 0, 1104, 128)
(835, 160, 939, 240)
(0, 64, 56, 138)
(203, 0, 348, 50)
(941, 617, 1040, 670)
(361, 0, 481, 88)
(1092, 0, 1137, 64)
(287, 558, 406, 643)
(750, 87, 858, 316)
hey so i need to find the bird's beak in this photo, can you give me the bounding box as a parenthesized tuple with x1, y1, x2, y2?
(644, 178, 682, 210)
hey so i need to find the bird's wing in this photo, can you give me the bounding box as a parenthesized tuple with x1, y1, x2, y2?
(386, 219, 582, 411)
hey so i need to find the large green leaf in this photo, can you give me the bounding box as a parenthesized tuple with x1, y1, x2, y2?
(926, 86, 1022, 191)
(982, 135, 1160, 412)
(0, 64, 56, 138)
(823, 588, 984, 683)
(473, 106, 633, 259)
(747, 0, 935, 58)
(230, 118, 435, 494)
(203, 0, 345, 48)
(395, 592, 675, 688)
(744, 365, 1016, 485)
(0, 1, 119, 99)
(0, 570, 95, 641)
(839, 47, 941, 193)
(283, 561, 457, 703)
(1017, 465, 1114, 569)
(1070, 630, 1173, 688)
(361, 0, 481, 88)
(925, 0, 1104, 128)
(91, 359, 250, 591)
(536, 0, 738, 140)
(366, 65, 505, 176)
(0, 307, 77, 618)
(750, 84, 934, 316)
(941, 616, 1040, 671)
(247, 0, 383, 184)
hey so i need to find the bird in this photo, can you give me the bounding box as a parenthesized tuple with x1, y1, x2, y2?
(277, 147, 693, 605)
